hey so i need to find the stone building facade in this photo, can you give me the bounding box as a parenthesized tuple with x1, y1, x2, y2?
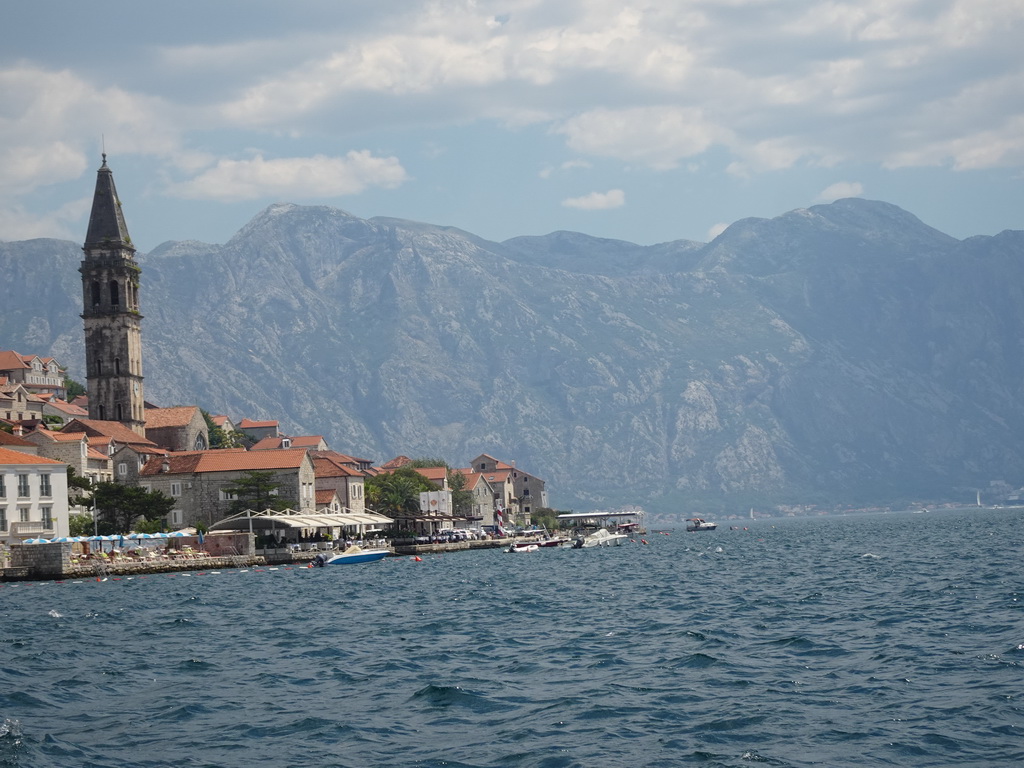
(139, 449, 316, 529)
(144, 406, 209, 453)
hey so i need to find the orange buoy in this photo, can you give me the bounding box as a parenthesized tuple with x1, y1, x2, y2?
(413, 556, 422, 562)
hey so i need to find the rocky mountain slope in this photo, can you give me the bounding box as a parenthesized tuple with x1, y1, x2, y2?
(2, 198, 1022, 514)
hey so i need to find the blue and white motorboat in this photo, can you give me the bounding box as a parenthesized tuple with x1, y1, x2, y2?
(312, 547, 390, 566)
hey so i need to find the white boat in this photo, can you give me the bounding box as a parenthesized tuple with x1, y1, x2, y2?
(312, 546, 390, 566)
(507, 543, 539, 553)
(572, 528, 630, 548)
(685, 518, 717, 532)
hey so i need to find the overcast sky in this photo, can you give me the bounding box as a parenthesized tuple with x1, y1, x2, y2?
(2, 0, 1022, 252)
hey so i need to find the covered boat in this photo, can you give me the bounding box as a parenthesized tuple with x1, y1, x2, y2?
(685, 518, 717, 532)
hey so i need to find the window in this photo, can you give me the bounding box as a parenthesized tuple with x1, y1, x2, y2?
(91, 281, 101, 306)
(17, 474, 30, 498)
(0, 475, 5, 498)
(116, 403, 123, 421)
(170, 482, 182, 497)
(0, 508, 6, 531)
(42, 506, 52, 529)
(219, 490, 237, 501)
(19, 507, 30, 523)
(118, 462, 128, 477)
(170, 509, 183, 526)
(40, 474, 51, 497)
(109, 280, 120, 306)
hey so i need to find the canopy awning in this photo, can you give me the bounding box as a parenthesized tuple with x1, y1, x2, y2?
(208, 509, 393, 533)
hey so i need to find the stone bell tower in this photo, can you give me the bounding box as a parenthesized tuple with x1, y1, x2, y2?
(79, 154, 146, 436)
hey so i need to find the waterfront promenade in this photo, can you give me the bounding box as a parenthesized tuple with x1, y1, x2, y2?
(1, 534, 521, 582)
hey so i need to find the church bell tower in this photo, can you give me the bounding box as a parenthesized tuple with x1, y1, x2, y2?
(80, 154, 146, 436)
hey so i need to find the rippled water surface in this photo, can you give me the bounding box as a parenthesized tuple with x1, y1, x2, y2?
(2, 508, 1023, 767)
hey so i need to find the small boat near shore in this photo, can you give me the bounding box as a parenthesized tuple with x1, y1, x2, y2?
(572, 528, 630, 548)
(313, 546, 390, 566)
(685, 518, 717, 532)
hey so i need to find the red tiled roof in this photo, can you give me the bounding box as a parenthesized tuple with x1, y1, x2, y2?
(144, 405, 200, 428)
(238, 418, 278, 429)
(0, 446, 65, 466)
(140, 448, 308, 476)
(315, 489, 339, 504)
(31, 428, 86, 443)
(210, 415, 229, 427)
(0, 431, 35, 447)
(0, 350, 30, 371)
(310, 452, 364, 478)
(61, 418, 159, 449)
(414, 467, 448, 484)
(252, 435, 325, 450)
(45, 400, 89, 416)
(379, 455, 412, 470)
(86, 447, 110, 461)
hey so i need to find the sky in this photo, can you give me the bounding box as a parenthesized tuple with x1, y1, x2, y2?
(1, 0, 1022, 253)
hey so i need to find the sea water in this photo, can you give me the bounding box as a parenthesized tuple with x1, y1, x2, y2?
(1, 508, 1022, 767)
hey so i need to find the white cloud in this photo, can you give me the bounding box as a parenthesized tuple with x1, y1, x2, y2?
(562, 189, 625, 210)
(0, 197, 90, 242)
(539, 158, 592, 178)
(558, 107, 725, 170)
(818, 181, 864, 201)
(169, 151, 409, 202)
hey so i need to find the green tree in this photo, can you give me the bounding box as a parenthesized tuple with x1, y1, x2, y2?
(68, 513, 94, 537)
(92, 482, 175, 534)
(64, 376, 86, 400)
(202, 409, 246, 449)
(67, 467, 94, 506)
(223, 470, 291, 513)
(366, 467, 435, 518)
(530, 507, 568, 531)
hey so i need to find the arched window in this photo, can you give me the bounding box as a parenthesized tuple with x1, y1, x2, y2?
(91, 282, 101, 306)
(114, 357, 121, 375)
(109, 280, 120, 306)
(96, 359, 103, 376)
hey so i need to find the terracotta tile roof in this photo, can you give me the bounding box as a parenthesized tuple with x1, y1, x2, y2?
(71, 395, 88, 408)
(239, 418, 278, 429)
(379, 455, 412, 470)
(140, 448, 309, 476)
(32, 428, 86, 443)
(414, 467, 449, 484)
(210, 415, 229, 427)
(0, 431, 35, 447)
(310, 451, 365, 478)
(454, 468, 489, 490)
(86, 447, 110, 462)
(61, 418, 159, 449)
(252, 435, 325, 450)
(144, 405, 199, 428)
(45, 400, 89, 416)
(315, 489, 339, 504)
(0, 445, 65, 466)
(0, 350, 30, 371)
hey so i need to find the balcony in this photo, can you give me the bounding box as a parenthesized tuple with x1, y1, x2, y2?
(8, 520, 56, 537)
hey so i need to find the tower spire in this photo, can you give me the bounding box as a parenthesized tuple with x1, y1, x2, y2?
(80, 155, 146, 436)
(84, 153, 133, 250)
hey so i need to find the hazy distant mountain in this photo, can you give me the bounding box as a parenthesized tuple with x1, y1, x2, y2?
(3, 198, 1023, 515)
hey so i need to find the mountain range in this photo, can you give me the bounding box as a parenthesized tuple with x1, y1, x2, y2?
(2, 197, 1023, 517)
